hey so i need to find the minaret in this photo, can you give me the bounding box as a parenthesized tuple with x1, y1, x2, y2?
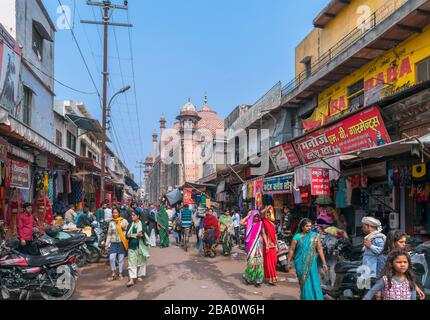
(152, 130, 158, 163)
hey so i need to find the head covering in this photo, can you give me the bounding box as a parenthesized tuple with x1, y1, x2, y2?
(245, 210, 262, 254)
(361, 216, 381, 227)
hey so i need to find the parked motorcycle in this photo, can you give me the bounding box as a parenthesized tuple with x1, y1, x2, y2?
(0, 239, 79, 300)
(38, 228, 89, 268)
(276, 239, 289, 272)
(319, 234, 367, 300)
(411, 241, 430, 299)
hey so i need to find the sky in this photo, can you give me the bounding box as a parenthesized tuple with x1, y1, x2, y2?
(42, 0, 328, 183)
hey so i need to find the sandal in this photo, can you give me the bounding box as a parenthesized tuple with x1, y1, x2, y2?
(118, 274, 124, 280)
(107, 275, 116, 281)
(126, 279, 135, 287)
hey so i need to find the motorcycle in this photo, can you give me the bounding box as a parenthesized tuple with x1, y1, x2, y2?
(50, 224, 105, 263)
(0, 239, 79, 300)
(37, 228, 89, 268)
(411, 241, 430, 299)
(319, 234, 367, 300)
(276, 239, 289, 272)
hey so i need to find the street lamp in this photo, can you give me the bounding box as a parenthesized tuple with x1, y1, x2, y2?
(100, 85, 131, 204)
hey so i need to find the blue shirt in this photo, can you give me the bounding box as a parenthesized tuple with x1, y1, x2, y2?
(362, 237, 385, 277)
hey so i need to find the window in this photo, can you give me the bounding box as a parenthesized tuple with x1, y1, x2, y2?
(80, 142, 87, 157)
(55, 130, 62, 147)
(32, 25, 43, 61)
(66, 131, 76, 152)
(22, 87, 32, 125)
(347, 79, 364, 112)
(417, 57, 430, 83)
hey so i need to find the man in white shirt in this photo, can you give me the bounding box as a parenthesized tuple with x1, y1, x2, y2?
(104, 203, 113, 222)
(231, 209, 241, 246)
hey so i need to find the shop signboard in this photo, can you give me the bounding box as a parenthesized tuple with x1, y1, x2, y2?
(263, 174, 294, 195)
(294, 106, 391, 164)
(0, 136, 8, 162)
(311, 168, 330, 196)
(183, 188, 194, 205)
(270, 143, 301, 171)
(10, 160, 30, 189)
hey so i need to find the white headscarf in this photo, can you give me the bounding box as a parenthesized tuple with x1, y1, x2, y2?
(361, 217, 382, 232)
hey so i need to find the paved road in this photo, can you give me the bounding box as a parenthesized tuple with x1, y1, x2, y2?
(73, 236, 300, 300)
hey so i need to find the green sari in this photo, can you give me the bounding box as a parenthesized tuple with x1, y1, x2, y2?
(157, 206, 170, 248)
(218, 214, 233, 255)
(293, 231, 324, 300)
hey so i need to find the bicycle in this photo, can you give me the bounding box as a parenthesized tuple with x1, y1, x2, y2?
(181, 227, 190, 252)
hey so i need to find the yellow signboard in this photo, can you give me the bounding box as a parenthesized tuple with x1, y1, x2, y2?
(303, 26, 430, 131)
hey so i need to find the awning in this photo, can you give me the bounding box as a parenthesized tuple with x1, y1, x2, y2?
(0, 107, 75, 166)
(125, 176, 139, 191)
(66, 114, 109, 141)
(340, 139, 412, 162)
(294, 156, 341, 188)
(33, 20, 53, 42)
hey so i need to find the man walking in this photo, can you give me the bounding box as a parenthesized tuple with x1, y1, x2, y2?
(232, 208, 241, 246)
(361, 216, 386, 278)
(17, 203, 39, 256)
(104, 202, 113, 222)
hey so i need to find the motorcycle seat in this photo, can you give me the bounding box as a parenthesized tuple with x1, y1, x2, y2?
(26, 253, 69, 267)
(53, 237, 84, 248)
(335, 260, 362, 273)
(85, 236, 97, 243)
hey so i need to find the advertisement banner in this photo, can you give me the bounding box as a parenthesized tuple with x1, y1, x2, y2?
(183, 188, 194, 205)
(0, 24, 22, 115)
(0, 136, 8, 162)
(263, 174, 294, 195)
(294, 106, 391, 164)
(10, 160, 30, 189)
(270, 143, 301, 171)
(311, 168, 330, 196)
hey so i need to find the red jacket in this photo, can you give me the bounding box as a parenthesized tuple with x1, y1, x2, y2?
(17, 213, 38, 241)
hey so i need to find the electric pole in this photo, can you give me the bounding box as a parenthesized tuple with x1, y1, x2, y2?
(136, 161, 145, 188)
(81, 1, 132, 203)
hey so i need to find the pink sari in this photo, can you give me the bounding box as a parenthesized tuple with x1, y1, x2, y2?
(245, 210, 262, 255)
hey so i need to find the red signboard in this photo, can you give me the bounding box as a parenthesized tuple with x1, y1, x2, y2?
(10, 160, 30, 189)
(270, 142, 301, 171)
(311, 168, 330, 196)
(294, 106, 391, 163)
(282, 143, 301, 168)
(183, 188, 194, 205)
(0, 137, 8, 162)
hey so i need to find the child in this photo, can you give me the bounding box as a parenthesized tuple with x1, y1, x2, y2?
(363, 249, 418, 300)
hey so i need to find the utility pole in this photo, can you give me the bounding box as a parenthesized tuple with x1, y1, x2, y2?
(136, 161, 145, 188)
(82, 1, 132, 203)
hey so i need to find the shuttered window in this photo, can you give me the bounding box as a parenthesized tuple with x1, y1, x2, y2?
(417, 57, 430, 83)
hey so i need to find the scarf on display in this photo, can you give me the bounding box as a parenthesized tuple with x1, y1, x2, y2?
(112, 217, 129, 251)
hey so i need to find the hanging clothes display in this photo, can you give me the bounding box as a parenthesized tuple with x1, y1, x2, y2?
(48, 178, 55, 205)
(336, 178, 347, 209)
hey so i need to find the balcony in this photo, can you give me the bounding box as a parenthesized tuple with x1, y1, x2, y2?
(281, 0, 430, 106)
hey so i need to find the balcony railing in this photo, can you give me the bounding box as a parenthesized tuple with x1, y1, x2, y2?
(282, 0, 408, 98)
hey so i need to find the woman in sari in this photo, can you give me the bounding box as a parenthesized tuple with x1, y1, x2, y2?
(34, 190, 54, 231)
(126, 212, 150, 287)
(218, 210, 234, 256)
(203, 209, 220, 258)
(157, 205, 170, 248)
(286, 218, 328, 300)
(261, 207, 278, 285)
(241, 210, 264, 287)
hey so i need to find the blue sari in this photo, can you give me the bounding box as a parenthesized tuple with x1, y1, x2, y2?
(293, 231, 324, 300)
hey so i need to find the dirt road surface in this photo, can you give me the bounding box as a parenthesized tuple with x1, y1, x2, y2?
(73, 236, 300, 300)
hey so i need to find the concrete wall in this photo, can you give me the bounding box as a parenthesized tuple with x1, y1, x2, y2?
(295, 0, 399, 77)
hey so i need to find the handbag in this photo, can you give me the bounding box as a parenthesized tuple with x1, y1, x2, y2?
(128, 237, 139, 250)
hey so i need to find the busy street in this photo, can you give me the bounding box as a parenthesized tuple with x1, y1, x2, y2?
(1, 0, 430, 303)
